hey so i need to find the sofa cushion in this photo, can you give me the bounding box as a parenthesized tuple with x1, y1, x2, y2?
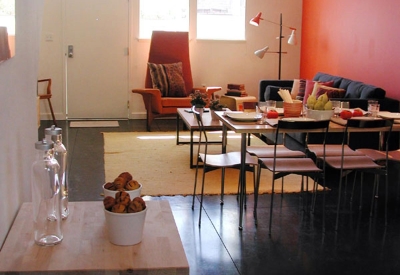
(264, 86, 292, 101)
(313, 72, 343, 87)
(148, 62, 186, 97)
(292, 79, 306, 99)
(303, 80, 334, 104)
(315, 85, 346, 99)
(344, 81, 386, 99)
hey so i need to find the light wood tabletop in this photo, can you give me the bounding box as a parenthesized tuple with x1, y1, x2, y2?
(0, 200, 189, 275)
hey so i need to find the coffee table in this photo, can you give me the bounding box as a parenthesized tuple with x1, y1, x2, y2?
(177, 108, 223, 168)
(0, 200, 189, 274)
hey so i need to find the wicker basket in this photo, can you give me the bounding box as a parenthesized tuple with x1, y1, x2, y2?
(283, 100, 302, 117)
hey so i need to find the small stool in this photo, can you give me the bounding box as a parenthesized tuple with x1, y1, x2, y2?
(220, 95, 257, 111)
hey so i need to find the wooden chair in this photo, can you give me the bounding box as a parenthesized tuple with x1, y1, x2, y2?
(37, 78, 57, 126)
(132, 31, 221, 131)
(191, 107, 258, 227)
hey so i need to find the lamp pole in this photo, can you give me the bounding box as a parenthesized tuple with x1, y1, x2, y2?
(278, 13, 282, 80)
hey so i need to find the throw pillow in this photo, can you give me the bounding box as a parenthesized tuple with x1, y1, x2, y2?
(316, 85, 346, 99)
(148, 63, 168, 96)
(303, 80, 334, 104)
(148, 62, 186, 97)
(293, 79, 306, 99)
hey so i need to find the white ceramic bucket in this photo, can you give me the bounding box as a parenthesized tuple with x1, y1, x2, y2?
(103, 183, 142, 199)
(104, 207, 147, 246)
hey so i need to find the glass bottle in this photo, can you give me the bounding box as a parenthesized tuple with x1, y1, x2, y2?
(45, 125, 69, 219)
(31, 139, 63, 246)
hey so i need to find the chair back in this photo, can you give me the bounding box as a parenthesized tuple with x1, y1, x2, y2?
(345, 118, 394, 159)
(192, 106, 209, 163)
(37, 79, 52, 96)
(275, 119, 330, 160)
(145, 31, 194, 93)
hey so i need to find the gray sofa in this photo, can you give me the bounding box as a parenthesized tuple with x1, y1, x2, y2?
(258, 72, 400, 150)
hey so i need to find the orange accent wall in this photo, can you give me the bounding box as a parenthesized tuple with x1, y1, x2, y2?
(301, 0, 400, 99)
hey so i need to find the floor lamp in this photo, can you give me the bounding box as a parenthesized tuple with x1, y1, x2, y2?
(250, 13, 297, 80)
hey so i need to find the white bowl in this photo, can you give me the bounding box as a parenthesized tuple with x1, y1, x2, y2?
(104, 207, 147, 245)
(103, 183, 142, 199)
(307, 109, 334, 120)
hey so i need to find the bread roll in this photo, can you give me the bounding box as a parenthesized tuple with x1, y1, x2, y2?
(115, 191, 131, 206)
(113, 176, 126, 189)
(118, 172, 133, 183)
(126, 180, 140, 190)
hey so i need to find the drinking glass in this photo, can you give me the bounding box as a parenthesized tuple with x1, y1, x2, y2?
(340, 101, 350, 109)
(265, 100, 276, 112)
(331, 100, 341, 117)
(368, 100, 379, 117)
(255, 104, 263, 124)
(368, 103, 380, 117)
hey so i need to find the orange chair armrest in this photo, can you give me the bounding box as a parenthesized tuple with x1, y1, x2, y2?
(192, 86, 222, 98)
(132, 88, 162, 98)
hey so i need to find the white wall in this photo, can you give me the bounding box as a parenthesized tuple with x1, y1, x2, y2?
(0, 0, 44, 246)
(38, 0, 302, 120)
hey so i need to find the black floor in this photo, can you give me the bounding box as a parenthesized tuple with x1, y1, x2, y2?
(38, 119, 400, 275)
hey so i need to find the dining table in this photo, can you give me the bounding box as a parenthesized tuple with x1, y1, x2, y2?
(214, 110, 400, 230)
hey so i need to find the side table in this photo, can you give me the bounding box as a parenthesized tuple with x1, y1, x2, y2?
(220, 95, 257, 111)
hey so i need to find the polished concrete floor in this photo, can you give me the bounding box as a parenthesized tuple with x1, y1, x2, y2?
(38, 119, 400, 275)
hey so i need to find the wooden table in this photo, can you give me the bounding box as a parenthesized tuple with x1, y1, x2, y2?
(0, 201, 189, 275)
(215, 111, 400, 230)
(177, 108, 223, 168)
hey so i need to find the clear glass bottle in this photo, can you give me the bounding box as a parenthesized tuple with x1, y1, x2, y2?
(31, 139, 63, 246)
(45, 125, 69, 219)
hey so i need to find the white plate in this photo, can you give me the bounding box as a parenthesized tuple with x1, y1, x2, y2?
(281, 117, 315, 122)
(378, 111, 400, 119)
(226, 112, 258, 121)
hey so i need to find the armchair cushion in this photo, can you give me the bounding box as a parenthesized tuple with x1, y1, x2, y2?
(148, 62, 186, 97)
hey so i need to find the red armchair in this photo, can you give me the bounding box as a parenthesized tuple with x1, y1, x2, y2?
(132, 31, 221, 131)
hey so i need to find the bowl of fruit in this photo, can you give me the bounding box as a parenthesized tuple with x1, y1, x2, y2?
(306, 93, 334, 120)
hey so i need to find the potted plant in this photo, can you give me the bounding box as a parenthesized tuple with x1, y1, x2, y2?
(209, 96, 226, 120)
(190, 90, 209, 108)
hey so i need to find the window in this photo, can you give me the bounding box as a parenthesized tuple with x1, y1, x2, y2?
(139, 0, 189, 39)
(139, 0, 246, 41)
(197, 0, 245, 40)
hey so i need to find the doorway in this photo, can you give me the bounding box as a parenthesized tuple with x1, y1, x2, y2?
(64, 0, 129, 119)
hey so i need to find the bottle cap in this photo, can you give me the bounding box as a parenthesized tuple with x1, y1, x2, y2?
(35, 138, 54, 150)
(45, 125, 62, 136)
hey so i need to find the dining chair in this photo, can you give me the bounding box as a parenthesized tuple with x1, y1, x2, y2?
(256, 119, 330, 234)
(191, 107, 259, 227)
(356, 142, 400, 202)
(323, 118, 394, 231)
(247, 142, 306, 213)
(37, 79, 57, 126)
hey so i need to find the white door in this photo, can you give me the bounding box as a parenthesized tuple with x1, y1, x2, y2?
(65, 0, 129, 119)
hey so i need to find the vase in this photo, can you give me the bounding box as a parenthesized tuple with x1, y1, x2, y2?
(193, 106, 204, 116)
(210, 110, 219, 121)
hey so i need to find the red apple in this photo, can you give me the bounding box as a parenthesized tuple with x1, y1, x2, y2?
(267, 110, 279, 119)
(352, 109, 363, 117)
(340, 110, 353, 120)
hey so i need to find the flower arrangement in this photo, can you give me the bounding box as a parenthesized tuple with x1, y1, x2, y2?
(190, 90, 209, 107)
(209, 95, 226, 111)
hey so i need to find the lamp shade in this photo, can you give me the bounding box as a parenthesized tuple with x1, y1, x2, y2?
(288, 29, 297, 45)
(249, 12, 263, 26)
(254, 46, 269, 59)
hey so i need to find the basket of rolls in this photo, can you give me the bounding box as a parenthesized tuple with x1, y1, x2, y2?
(103, 173, 147, 246)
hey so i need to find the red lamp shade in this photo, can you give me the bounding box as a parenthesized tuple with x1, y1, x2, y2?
(249, 12, 263, 26)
